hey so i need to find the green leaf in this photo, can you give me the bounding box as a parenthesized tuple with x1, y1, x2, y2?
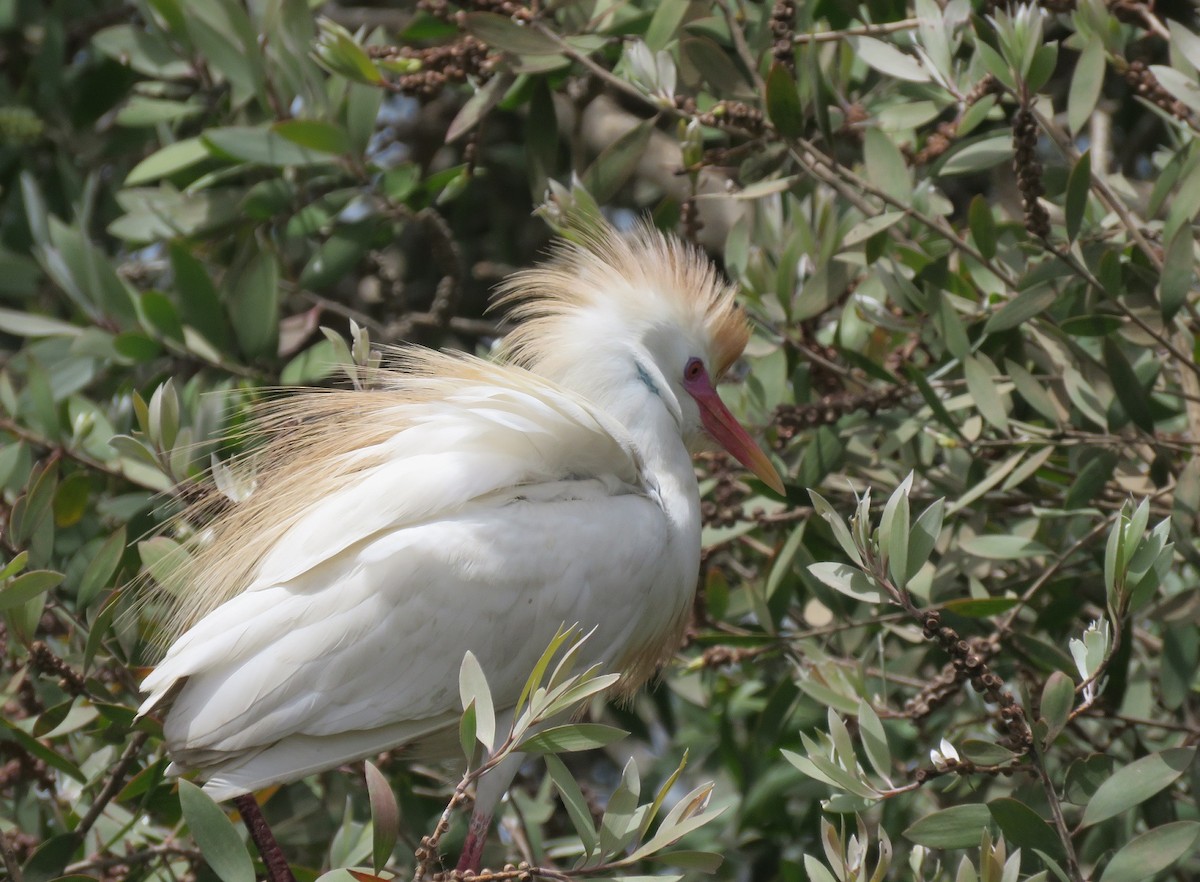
(599, 760, 640, 857)
(647, 851, 723, 872)
(766, 63, 804, 138)
(906, 498, 944, 581)
(968, 194, 997, 260)
(854, 36, 929, 82)
(960, 739, 1019, 766)
(464, 12, 561, 56)
(300, 233, 369, 291)
(963, 354, 1009, 431)
(204, 126, 336, 167)
(83, 591, 121, 673)
(544, 753, 599, 856)
(0, 308, 81, 338)
(446, 73, 512, 143)
(988, 798, 1065, 863)
(313, 16, 382, 85)
(806, 562, 883, 603)
(1099, 821, 1200, 882)
(940, 136, 1013, 176)
(856, 698, 890, 778)
(1159, 227, 1194, 321)
(76, 527, 126, 609)
(941, 597, 1020, 617)
(864, 128, 911, 201)
(1065, 151, 1091, 243)
(1102, 337, 1155, 433)
(516, 723, 628, 754)
(644, 0, 689, 51)
(903, 804, 992, 848)
(985, 284, 1056, 334)
(272, 120, 351, 155)
(364, 761, 399, 873)
(179, 780, 256, 882)
(126, 137, 210, 185)
(1067, 37, 1105, 136)
(959, 534, 1050, 560)
(0, 570, 63, 610)
(1039, 671, 1074, 746)
(227, 248, 279, 360)
(581, 120, 655, 204)
(879, 472, 912, 587)
(140, 290, 184, 343)
(458, 650, 496, 752)
(1082, 748, 1196, 827)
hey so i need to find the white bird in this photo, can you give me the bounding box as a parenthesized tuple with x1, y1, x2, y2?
(139, 222, 783, 873)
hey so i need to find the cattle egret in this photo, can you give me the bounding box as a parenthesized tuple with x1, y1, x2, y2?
(140, 222, 783, 875)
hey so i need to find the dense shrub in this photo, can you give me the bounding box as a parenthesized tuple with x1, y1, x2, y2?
(1, 1, 1198, 880)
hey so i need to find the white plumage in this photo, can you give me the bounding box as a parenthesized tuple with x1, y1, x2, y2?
(139, 222, 781, 868)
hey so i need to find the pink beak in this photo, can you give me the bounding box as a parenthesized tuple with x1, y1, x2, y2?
(685, 370, 785, 496)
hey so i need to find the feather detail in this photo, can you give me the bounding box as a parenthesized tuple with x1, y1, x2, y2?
(495, 221, 749, 379)
(146, 350, 649, 655)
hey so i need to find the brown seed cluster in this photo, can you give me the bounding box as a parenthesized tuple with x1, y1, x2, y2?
(919, 611, 1034, 752)
(1125, 60, 1193, 123)
(29, 640, 88, 697)
(1012, 105, 1051, 238)
(773, 385, 909, 443)
(432, 863, 534, 881)
(1108, 0, 1150, 26)
(770, 0, 797, 71)
(678, 96, 766, 136)
(907, 75, 998, 166)
(372, 36, 495, 99)
(680, 195, 703, 243)
(701, 453, 751, 527)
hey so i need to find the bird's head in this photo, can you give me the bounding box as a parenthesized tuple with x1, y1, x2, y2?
(496, 222, 784, 494)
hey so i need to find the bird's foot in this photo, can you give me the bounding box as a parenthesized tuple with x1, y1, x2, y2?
(454, 809, 492, 873)
(233, 793, 296, 882)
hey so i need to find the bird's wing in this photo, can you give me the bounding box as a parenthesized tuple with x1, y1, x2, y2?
(156, 481, 689, 799)
(139, 355, 687, 790)
(141, 354, 650, 702)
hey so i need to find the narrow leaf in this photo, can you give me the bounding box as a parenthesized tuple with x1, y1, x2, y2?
(459, 651, 496, 752)
(1082, 747, 1196, 827)
(181, 780, 256, 882)
(364, 761, 400, 873)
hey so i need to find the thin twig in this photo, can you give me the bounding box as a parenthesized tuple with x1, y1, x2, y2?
(75, 731, 151, 843)
(0, 833, 24, 882)
(793, 19, 919, 43)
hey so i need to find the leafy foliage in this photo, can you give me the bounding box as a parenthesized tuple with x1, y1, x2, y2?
(1, 0, 1199, 880)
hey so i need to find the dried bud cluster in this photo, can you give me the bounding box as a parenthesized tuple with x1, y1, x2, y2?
(432, 863, 534, 881)
(917, 612, 1034, 752)
(372, 36, 494, 99)
(773, 385, 908, 442)
(1108, 0, 1149, 26)
(838, 103, 869, 144)
(906, 76, 998, 165)
(1125, 60, 1193, 123)
(701, 454, 751, 527)
(678, 96, 766, 136)
(1012, 105, 1051, 238)
(680, 196, 703, 242)
(770, 0, 798, 71)
(29, 640, 87, 697)
(0, 106, 44, 145)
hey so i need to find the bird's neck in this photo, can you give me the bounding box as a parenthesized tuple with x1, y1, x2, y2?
(592, 378, 701, 529)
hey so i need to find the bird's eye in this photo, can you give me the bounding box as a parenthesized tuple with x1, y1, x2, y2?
(684, 358, 705, 382)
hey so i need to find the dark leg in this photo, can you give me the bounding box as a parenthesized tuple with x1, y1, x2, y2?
(233, 793, 296, 882)
(454, 808, 492, 873)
